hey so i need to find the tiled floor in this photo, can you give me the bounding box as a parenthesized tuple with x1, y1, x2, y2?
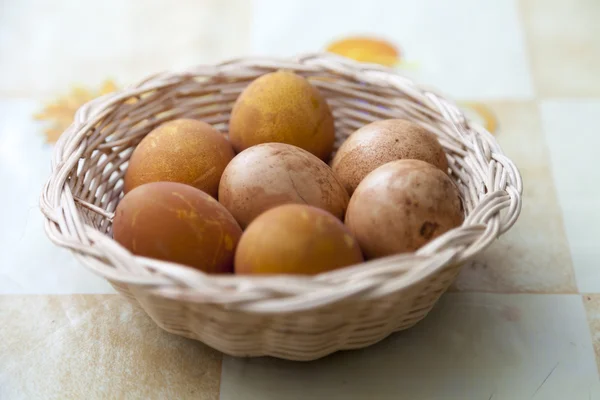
(521, 0, 600, 97)
(539, 100, 600, 294)
(0, 296, 221, 399)
(452, 101, 576, 294)
(221, 294, 600, 400)
(251, 0, 534, 99)
(0, 99, 114, 294)
(0, 0, 251, 98)
(1, 0, 599, 399)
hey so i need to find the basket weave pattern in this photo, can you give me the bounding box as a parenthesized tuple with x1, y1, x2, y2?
(41, 54, 522, 361)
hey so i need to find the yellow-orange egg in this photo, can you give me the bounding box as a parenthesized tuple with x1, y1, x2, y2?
(113, 182, 242, 273)
(123, 119, 234, 198)
(229, 70, 335, 161)
(331, 119, 448, 195)
(345, 160, 464, 259)
(235, 204, 363, 275)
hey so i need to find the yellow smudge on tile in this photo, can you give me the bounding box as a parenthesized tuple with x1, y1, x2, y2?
(34, 80, 119, 144)
(459, 101, 498, 134)
(0, 295, 222, 399)
(326, 36, 401, 67)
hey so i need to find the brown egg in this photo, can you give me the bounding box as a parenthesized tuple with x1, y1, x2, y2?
(235, 204, 364, 275)
(113, 182, 242, 273)
(218, 143, 349, 228)
(331, 119, 448, 194)
(123, 119, 234, 198)
(229, 70, 335, 161)
(345, 160, 464, 259)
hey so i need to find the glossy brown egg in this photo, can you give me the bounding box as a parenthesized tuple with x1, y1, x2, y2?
(331, 119, 448, 195)
(123, 119, 234, 198)
(113, 181, 242, 273)
(218, 143, 349, 228)
(345, 159, 464, 259)
(235, 204, 364, 275)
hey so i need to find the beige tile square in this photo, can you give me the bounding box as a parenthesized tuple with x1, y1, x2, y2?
(453, 101, 576, 293)
(583, 295, 600, 375)
(0, 295, 222, 399)
(221, 294, 600, 399)
(521, 0, 600, 97)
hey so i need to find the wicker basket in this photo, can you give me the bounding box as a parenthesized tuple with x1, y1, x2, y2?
(40, 53, 522, 361)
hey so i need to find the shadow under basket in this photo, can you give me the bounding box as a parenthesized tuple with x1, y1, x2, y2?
(40, 53, 522, 361)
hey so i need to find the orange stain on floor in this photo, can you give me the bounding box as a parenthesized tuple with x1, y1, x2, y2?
(326, 35, 497, 135)
(326, 36, 401, 67)
(460, 102, 499, 134)
(34, 80, 119, 143)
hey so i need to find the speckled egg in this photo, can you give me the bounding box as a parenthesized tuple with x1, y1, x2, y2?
(331, 119, 448, 194)
(218, 143, 349, 228)
(345, 159, 464, 258)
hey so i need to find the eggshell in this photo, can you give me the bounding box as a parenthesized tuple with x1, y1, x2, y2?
(218, 143, 349, 228)
(331, 119, 448, 194)
(229, 70, 335, 161)
(113, 181, 242, 273)
(235, 204, 364, 275)
(345, 159, 464, 258)
(123, 119, 234, 198)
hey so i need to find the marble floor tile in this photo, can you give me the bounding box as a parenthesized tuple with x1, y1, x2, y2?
(540, 100, 600, 293)
(0, 98, 114, 293)
(0, 295, 222, 400)
(0, 0, 252, 98)
(453, 101, 576, 293)
(521, 0, 600, 97)
(221, 293, 600, 400)
(250, 0, 534, 99)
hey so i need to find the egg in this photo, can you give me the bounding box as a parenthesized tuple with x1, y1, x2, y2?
(229, 70, 335, 161)
(345, 159, 464, 258)
(235, 204, 364, 275)
(331, 119, 448, 194)
(218, 143, 349, 228)
(123, 119, 234, 198)
(113, 182, 242, 273)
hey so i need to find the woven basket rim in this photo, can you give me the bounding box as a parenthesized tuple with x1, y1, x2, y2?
(40, 52, 523, 314)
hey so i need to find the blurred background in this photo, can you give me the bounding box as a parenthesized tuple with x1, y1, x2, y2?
(2, 0, 600, 399)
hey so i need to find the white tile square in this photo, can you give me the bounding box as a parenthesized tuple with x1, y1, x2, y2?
(221, 294, 600, 400)
(249, 0, 534, 99)
(0, 98, 114, 293)
(540, 100, 600, 293)
(0, 0, 251, 97)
